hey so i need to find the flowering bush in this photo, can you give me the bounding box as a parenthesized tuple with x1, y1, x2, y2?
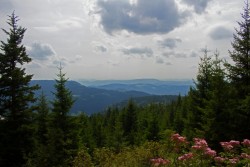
(150, 158, 170, 166)
(150, 134, 250, 167)
(214, 139, 250, 166)
(75, 134, 250, 166)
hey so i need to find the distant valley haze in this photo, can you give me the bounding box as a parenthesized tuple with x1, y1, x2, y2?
(31, 79, 191, 114)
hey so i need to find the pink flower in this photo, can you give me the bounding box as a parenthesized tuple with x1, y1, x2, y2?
(171, 133, 181, 140)
(191, 145, 202, 150)
(204, 148, 216, 157)
(229, 140, 240, 147)
(241, 153, 250, 159)
(192, 138, 208, 151)
(178, 153, 193, 161)
(214, 156, 226, 163)
(193, 138, 208, 148)
(242, 139, 250, 147)
(220, 142, 233, 150)
(229, 158, 239, 165)
(178, 136, 186, 143)
(150, 158, 170, 166)
(171, 133, 188, 144)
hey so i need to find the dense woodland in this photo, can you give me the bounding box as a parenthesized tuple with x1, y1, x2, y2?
(0, 2, 250, 167)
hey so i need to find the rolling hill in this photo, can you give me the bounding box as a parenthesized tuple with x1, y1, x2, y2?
(31, 80, 149, 115)
(79, 79, 193, 95)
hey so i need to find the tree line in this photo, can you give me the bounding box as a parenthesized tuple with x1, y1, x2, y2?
(0, 1, 250, 166)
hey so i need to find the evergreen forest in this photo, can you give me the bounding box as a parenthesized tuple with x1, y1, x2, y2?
(0, 2, 250, 167)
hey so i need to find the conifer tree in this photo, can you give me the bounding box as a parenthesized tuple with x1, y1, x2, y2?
(36, 92, 50, 146)
(0, 13, 39, 166)
(227, 0, 250, 96)
(226, 0, 250, 140)
(28, 92, 50, 167)
(122, 99, 138, 145)
(184, 49, 213, 138)
(47, 66, 77, 167)
(201, 51, 230, 147)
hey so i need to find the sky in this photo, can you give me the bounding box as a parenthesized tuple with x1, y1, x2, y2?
(0, 0, 244, 80)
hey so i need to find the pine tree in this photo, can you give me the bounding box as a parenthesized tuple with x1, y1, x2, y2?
(36, 92, 50, 146)
(0, 12, 39, 166)
(227, 0, 250, 96)
(122, 99, 138, 145)
(28, 92, 50, 167)
(47, 66, 77, 167)
(184, 49, 213, 138)
(201, 51, 231, 147)
(226, 0, 250, 140)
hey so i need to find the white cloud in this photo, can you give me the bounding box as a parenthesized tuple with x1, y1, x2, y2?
(0, 0, 243, 80)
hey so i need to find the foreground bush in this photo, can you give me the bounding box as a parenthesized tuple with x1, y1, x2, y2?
(151, 133, 250, 167)
(74, 133, 250, 167)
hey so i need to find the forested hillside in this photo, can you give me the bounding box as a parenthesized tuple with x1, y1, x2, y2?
(80, 79, 192, 95)
(31, 80, 151, 114)
(0, 2, 250, 166)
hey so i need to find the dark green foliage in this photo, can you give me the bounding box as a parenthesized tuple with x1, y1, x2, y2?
(73, 149, 94, 167)
(122, 99, 138, 145)
(201, 52, 231, 147)
(36, 92, 50, 145)
(0, 12, 39, 167)
(225, 0, 250, 140)
(47, 66, 78, 167)
(184, 49, 213, 138)
(226, 1, 250, 95)
(146, 113, 160, 141)
(27, 92, 50, 167)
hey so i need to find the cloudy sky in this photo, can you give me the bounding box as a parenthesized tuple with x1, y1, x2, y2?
(0, 0, 244, 80)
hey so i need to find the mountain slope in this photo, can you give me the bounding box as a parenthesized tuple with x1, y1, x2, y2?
(79, 79, 193, 95)
(31, 80, 149, 114)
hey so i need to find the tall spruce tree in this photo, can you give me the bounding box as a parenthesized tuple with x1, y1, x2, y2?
(227, 0, 250, 95)
(47, 66, 77, 167)
(184, 49, 213, 139)
(201, 52, 230, 147)
(122, 99, 138, 145)
(28, 92, 50, 167)
(0, 13, 39, 166)
(226, 0, 250, 139)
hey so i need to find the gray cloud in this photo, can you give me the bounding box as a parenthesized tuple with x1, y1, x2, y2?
(95, 45, 108, 52)
(28, 42, 56, 61)
(190, 51, 198, 57)
(97, 0, 189, 34)
(164, 51, 187, 58)
(159, 38, 182, 49)
(27, 62, 42, 69)
(162, 52, 171, 58)
(0, 0, 13, 12)
(52, 60, 67, 66)
(156, 57, 165, 64)
(208, 26, 233, 40)
(122, 47, 153, 57)
(156, 57, 172, 65)
(182, 0, 212, 14)
(165, 62, 172, 65)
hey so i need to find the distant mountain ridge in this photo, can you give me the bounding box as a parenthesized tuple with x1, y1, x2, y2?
(31, 79, 191, 114)
(31, 80, 149, 115)
(79, 79, 193, 95)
